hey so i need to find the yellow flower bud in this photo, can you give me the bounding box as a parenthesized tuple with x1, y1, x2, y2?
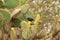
(55, 15, 59, 18)
(11, 27, 15, 31)
(27, 21, 31, 25)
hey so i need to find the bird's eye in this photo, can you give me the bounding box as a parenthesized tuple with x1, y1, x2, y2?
(27, 18, 34, 21)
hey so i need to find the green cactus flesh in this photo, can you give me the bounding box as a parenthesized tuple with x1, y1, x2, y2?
(19, 0, 26, 5)
(21, 21, 30, 39)
(4, 0, 19, 8)
(0, 10, 11, 22)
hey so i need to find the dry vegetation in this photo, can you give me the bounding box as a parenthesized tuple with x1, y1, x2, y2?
(0, 0, 60, 40)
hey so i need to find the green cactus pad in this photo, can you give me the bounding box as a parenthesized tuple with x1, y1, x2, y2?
(0, 9, 11, 22)
(10, 28, 16, 40)
(4, 0, 19, 8)
(0, 14, 3, 22)
(21, 21, 30, 39)
(14, 12, 26, 21)
(21, 21, 28, 29)
(0, 0, 3, 5)
(25, 11, 33, 19)
(21, 4, 29, 14)
(0, 14, 3, 29)
(19, 0, 26, 5)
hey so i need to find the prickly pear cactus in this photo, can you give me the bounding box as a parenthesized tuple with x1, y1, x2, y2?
(19, 0, 26, 5)
(0, 0, 3, 5)
(0, 9, 11, 22)
(21, 21, 30, 40)
(0, 0, 60, 40)
(10, 28, 16, 40)
(4, 0, 19, 8)
(0, 14, 3, 29)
